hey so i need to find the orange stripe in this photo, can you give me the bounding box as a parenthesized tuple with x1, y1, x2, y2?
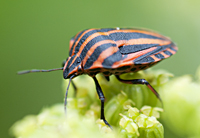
(76, 29, 168, 56)
(69, 39, 74, 50)
(68, 56, 77, 68)
(160, 51, 170, 59)
(71, 29, 96, 56)
(69, 32, 81, 51)
(116, 38, 171, 47)
(111, 29, 167, 39)
(63, 57, 71, 71)
(167, 48, 176, 55)
(82, 40, 116, 66)
(89, 46, 119, 69)
(112, 47, 158, 68)
(151, 55, 161, 62)
(77, 32, 108, 56)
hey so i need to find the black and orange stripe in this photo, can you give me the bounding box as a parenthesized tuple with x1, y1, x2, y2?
(18, 27, 178, 128)
(65, 28, 177, 78)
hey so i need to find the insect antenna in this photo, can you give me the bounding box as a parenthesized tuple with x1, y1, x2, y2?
(64, 74, 76, 114)
(17, 67, 64, 75)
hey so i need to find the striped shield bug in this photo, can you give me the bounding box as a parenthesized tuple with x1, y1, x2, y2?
(18, 28, 177, 127)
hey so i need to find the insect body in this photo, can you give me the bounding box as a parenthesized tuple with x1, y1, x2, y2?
(64, 28, 177, 78)
(18, 28, 178, 127)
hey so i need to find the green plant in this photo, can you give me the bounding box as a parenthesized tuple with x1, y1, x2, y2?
(10, 67, 200, 138)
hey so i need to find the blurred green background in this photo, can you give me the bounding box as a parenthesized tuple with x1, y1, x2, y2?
(1, 0, 200, 137)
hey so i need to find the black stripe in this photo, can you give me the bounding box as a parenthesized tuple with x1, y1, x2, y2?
(84, 43, 117, 69)
(72, 29, 115, 56)
(134, 43, 173, 64)
(170, 47, 177, 52)
(66, 56, 75, 69)
(80, 32, 164, 60)
(80, 36, 111, 60)
(164, 50, 172, 56)
(109, 32, 165, 41)
(69, 30, 86, 56)
(102, 51, 122, 68)
(64, 56, 81, 78)
(119, 44, 159, 54)
(122, 54, 128, 60)
(70, 28, 165, 56)
(97, 28, 116, 32)
(155, 53, 165, 59)
(134, 57, 155, 63)
(68, 57, 80, 72)
(69, 36, 75, 57)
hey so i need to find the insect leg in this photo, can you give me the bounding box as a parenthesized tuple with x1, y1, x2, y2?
(71, 80, 77, 97)
(115, 75, 163, 107)
(104, 76, 110, 81)
(92, 76, 112, 128)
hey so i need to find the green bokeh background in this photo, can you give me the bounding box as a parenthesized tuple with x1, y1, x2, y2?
(1, 0, 200, 138)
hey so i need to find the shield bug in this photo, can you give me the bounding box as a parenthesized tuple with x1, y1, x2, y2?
(18, 28, 177, 127)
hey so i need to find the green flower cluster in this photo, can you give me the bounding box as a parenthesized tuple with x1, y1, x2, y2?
(160, 66, 200, 138)
(10, 104, 117, 138)
(10, 67, 200, 138)
(119, 106, 163, 138)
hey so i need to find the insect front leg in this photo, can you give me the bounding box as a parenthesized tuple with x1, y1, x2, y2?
(92, 76, 112, 128)
(115, 75, 163, 107)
